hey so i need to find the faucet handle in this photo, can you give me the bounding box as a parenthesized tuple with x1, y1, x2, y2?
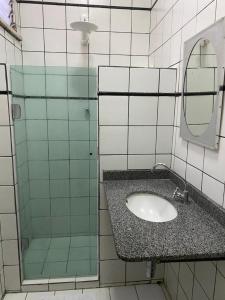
(173, 187, 180, 199)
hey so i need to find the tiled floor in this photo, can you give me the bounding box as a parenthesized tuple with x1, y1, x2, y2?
(23, 236, 98, 279)
(4, 284, 166, 300)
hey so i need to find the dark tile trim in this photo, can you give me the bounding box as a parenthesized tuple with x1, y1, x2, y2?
(0, 91, 11, 95)
(12, 94, 98, 100)
(98, 91, 180, 97)
(17, 0, 151, 11)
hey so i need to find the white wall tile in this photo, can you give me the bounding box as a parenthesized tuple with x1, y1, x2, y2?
(43, 5, 66, 29)
(65, 6, 83, 28)
(89, 8, 110, 31)
(128, 155, 155, 169)
(132, 11, 150, 33)
(133, 0, 151, 7)
(23, 51, 45, 66)
(162, 11, 172, 43)
(45, 52, 67, 66)
(100, 210, 112, 235)
(110, 55, 130, 67)
(110, 33, 131, 55)
(100, 236, 117, 260)
(100, 126, 128, 154)
(158, 97, 175, 125)
(195, 261, 216, 299)
(99, 155, 127, 181)
(100, 260, 125, 284)
(0, 35, 6, 63)
(204, 138, 225, 182)
(130, 56, 148, 67)
(126, 263, 148, 282)
(156, 126, 173, 153)
(111, 9, 131, 32)
(197, 0, 213, 13)
(128, 126, 156, 154)
(20, 4, 43, 28)
(0, 127, 12, 156)
(0, 65, 6, 91)
(67, 31, 88, 53)
(89, 54, 109, 67)
(173, 127, 188, 161)
(21, 28, 44, 52)
(186, 164, 202, 190)
(131, 34, 149, 55)
(129, 97, 158, 125)
(0, 186, 15, 213)
(171, 0, 183, 35)
(202, 174, 224, 206)
(156, 154, 171, 167)
(196, 1, 216, 33)
(216, 0, 225, 20)
(0, 96, 10, 125)
(44, 29, 66, 52)
(130, 68, 159, 93)
(187, 142, 204, 170)
(2, 240, 19, 265)
(4, 266, 20, 291)
(173, 156, 186, 178)
(0, 214, 17, 240)
(111, 0, 131, 6)
(170, 31, 182, 65)
(99, 67, 129, 92)
(89, 32, 110, 54)
(183, 0, 197, 25)
(99, 96, 128, 125)
(159, 69, 176, 92)
(0, 157, 14, 185)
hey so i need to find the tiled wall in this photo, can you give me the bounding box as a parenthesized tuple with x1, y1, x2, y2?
(149, 0, 225, 299)
(19, 0, 152, 68)
(1, 0, 155, 293)
(14, 0, 162, 290)
(0, 15, 22, 294)
(98, 66, 176, 287)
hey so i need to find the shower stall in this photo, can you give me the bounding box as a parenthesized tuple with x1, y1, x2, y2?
(11, 65, 98, 280)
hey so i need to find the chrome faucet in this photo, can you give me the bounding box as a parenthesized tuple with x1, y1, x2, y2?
(152, 163, 189, 203)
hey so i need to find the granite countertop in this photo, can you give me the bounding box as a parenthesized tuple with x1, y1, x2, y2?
(103, 170, 225, 262)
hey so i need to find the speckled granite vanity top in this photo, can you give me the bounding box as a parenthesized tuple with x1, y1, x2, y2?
(103, 170, 225, 262)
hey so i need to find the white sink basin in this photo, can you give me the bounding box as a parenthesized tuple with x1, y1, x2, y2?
(126, 193, 177, 223)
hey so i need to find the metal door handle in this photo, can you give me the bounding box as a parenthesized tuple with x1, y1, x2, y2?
(12, 104, 21, 120)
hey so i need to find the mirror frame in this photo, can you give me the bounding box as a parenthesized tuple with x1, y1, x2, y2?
(180, 18, 225, 150)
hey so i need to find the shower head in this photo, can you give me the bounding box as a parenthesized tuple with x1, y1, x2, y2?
(70, 15, 98, 46)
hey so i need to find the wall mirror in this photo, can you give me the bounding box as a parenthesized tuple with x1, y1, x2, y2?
(180, 18, 225, 149)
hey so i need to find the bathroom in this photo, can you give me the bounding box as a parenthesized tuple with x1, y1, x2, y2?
(0, 0, 225, 299)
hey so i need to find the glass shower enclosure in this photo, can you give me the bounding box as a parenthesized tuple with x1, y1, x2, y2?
(11, 66, 98, 280)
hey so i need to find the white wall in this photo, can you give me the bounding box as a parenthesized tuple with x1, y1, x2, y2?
(150, 0, 225, 208)
(98, 65, 176, 287)
(0, 4, 23, 295)
(149, 0, 225, 299)
(19, 0, 152, 68)
(1, 0, 158, 293)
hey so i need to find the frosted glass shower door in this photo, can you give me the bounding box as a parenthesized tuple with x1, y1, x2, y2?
(11, 66, 98, 280)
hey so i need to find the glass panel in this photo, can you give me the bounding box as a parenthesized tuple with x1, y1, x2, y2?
(11, 65, 98, 280)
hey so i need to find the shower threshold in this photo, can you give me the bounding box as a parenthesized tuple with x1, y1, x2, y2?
(22, 236, 98, 281)
(22, 275, 98, 287)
